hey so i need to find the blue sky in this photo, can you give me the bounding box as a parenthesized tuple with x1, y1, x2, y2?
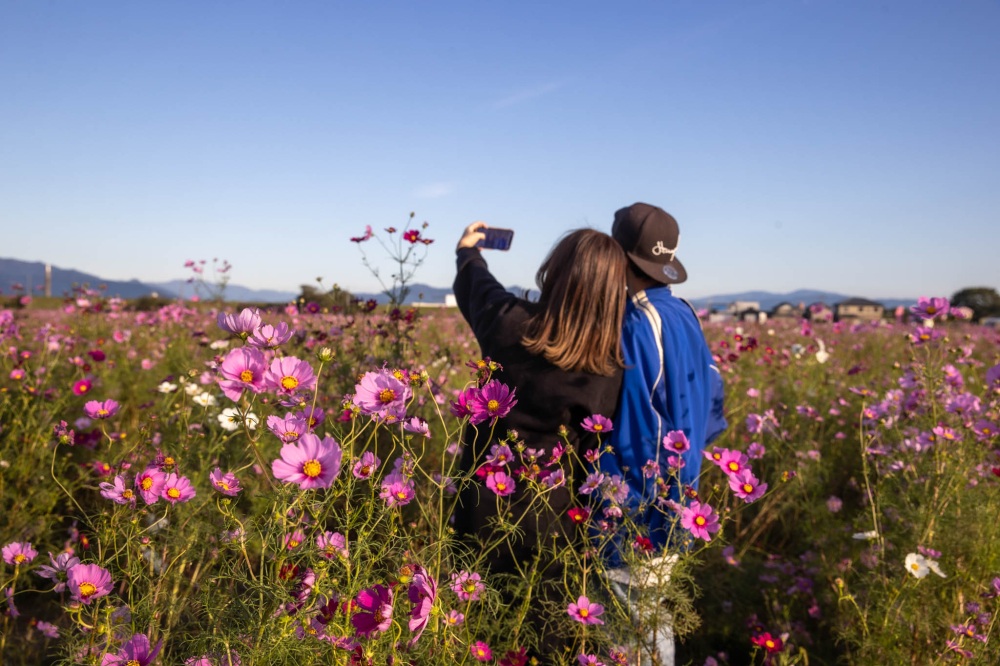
(1, 0, 998, 300)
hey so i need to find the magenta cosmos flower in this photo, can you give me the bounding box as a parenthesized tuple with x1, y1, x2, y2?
(680, 500, 720, 541)
(101, 632, 163, 666)
(716, 449, 749, 477)
(209, 468, 241, 496)
(567, 595, 605, 625)
(72, 378, 92, 396)
(84, 399, 120, 420)
(218, 348, 267, 401)
(351, 584, 394, 637)
(264, 356, 317, 396)
(161, 473, 196, 504)
(581, 414, 613, 434)
(352, 369, 411, 417)
(352, 451, 381, 480)
(67, 563, 113, 605)
(486, 470, 516, 497)
(2, 542, 38, 566)
(469, 380, 517, 425)
(470, 641, 493, 662)
(272, 433, 343, 489)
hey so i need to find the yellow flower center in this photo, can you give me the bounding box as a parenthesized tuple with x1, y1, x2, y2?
(97, 409, 109, 417)
(392, 369, 405, 380)
(695, 516, 707, 526)
(464, 582, 476, 593)
(911, 563, 920, 570)
(127, 660, 141, 666)
(742, 484, 753, 493)
(122, 489, 134, 500)
(378, 388, 396, 403)
(593, 424, 603, 431)
(487, 399, 500, 412)
(78, 582, 97, 598)
(360, 465, 371, 476)
(163, 457, 175, 466)
(728, 462, 740, 472)
(288, 540, 300, 549)
(713, 453, 722, 460)
(579, 608, 589, 617)
(396, 490, 408, 500)
(141, 477, 153, 491)
(302, 460, 322, 478)
(240, 369, 254, 382)
(216, 481, 229, 491)
(496, 482, 507, 492)
(765, 640, 776, 649)
(167, 487, 181, 499)
(281, 375, 299, 391)
(14, 554, 26, 564)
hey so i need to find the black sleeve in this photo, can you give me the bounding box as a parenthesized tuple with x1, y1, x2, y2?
(453, 247, 517, 342)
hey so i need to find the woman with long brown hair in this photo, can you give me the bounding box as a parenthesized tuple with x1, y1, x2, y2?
(452, 221, 627, 661)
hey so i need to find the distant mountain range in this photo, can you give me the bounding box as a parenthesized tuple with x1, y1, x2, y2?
(1, 257, 916, 310)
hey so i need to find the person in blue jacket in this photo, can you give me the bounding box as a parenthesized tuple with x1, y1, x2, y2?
(599, 202, 728, 666)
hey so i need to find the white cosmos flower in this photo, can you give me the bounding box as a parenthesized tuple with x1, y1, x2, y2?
(218, 407, 259, 431)
(157, 381, 178, 393)
(852, 530, 879, 540)
(815, 339, 830, 364)
(192, 391, 217, 407)
(184, 382, 202, 396)
(209, 339, 230, 350)
(905, 553, 930, 578)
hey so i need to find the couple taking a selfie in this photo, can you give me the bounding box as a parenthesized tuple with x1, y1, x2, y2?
(452, 203, 728, 665)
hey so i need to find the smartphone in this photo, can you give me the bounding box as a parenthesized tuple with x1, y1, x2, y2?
(476, 227, 514, 251)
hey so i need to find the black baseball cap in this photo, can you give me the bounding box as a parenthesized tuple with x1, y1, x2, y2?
(611, 203, 687, 285)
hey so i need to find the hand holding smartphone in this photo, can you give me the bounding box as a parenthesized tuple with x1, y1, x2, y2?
(476, 227, 514, 251)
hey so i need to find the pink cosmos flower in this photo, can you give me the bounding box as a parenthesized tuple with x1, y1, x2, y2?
(247, 322, 292, 349)
(161, 473, 196, 503)
(264, 356, 316, 396)
(469, 380, 517, 425)
(910, 326, 943, 345)
(662, 430, 690, 454)
(36, 551, 80, 592)
(680, 501, 720, 541)
(350, 225, 373, 243)
(100, 476, 138, 507)
(567, 596, 605, 625)
(135, 467, 167, 505)
(209, 468, 241, 496)
(351, 584, 394, 637)
(728, 469, 767, 502)
(2, 542, 37, 566)
(67, 563, 113, 605)
(266, 413, 309, 443)
(101, 632, 163, 665)
(84, 399, 120, 420)
(353, 369, 411, 416)
(352, 451, 381, 480)
(36, 620, 59, 639)
(449, 386, 477, 418)
(486, 471, 516, 497)
(581, 414, 613, 433)
(407, 565, 438, 644)
(284, 530, 305, 550)
(403, 416, 430, 437)
(717, 449, 750, 477)
(271, 433, 343, 489)
(445, 610, 465, 626)
(910, 296, 949, 320)
(450, 570, 484, 601)
(578, 654, 606, 666)
(217, 307, 262, 337)
(316, 531, 349, 560)
(470, 641, 493, 662)
(218, 348, 267, 401)
(380, 476, 417, 507)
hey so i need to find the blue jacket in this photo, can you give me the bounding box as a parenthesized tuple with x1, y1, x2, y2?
(596, 286, 727, 565)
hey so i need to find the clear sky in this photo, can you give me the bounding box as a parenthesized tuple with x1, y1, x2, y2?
(1, 0, 998, 301)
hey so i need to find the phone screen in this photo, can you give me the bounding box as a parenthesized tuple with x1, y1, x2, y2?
(477, 228, 514, 251)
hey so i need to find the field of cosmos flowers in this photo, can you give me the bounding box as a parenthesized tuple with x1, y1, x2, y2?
(1, 282, 998, 665)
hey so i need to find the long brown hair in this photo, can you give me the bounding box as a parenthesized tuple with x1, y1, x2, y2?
(521, 229, 627, 376)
